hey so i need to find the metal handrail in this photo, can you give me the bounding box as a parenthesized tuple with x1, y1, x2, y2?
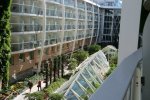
(90, 48, 142, 100)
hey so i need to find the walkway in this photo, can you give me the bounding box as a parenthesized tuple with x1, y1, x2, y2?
(14, 81, 46, 100)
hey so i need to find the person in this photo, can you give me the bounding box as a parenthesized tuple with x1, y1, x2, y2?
(37, 80, 41, 91)
(28, 80, 33, 92)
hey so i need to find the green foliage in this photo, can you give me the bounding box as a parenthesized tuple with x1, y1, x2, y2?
(50, 93, 64, 100)
(10, 82, 25, 91)
(105, 52, 118, 78)
(92, 82, 100, 89)
(24, 91, 45, 100)
(81, 88, 93, 100)
(87, 44, 101, 55)
(109, 55, 118, 65)
(24, 78, 66, 100)
(72, 50, 89, 64)
(61, 54, 68, 63)
(0, 0, 12, 90)
(67, 58, 78, 70)
(45, 78, 66, 93)
(105, 66, 116, 77)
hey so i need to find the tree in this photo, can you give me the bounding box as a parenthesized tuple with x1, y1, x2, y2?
(87, 44, 101, 55)
(57, 55, 61, 78)
(49, 58, 53, 84)
(67, 58, 78, 70)
(72, 50, 89, 64)
(0, 0, 12, 90)
(53, 57, 57, 82)
(61, 54, 68, 77)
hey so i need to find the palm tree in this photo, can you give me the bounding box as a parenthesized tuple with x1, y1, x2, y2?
(57, 56, 61, 78)
(53, 57, 57, 82)
(49, 58, 53, 84)
(61, 54, 69, 77)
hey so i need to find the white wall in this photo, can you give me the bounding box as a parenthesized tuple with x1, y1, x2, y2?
(118, 0, 142, 64)
(143, 13, 150, 100)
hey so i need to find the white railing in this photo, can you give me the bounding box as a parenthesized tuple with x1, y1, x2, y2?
(11, 3, 43, 15)
(11, 41, 41, 52)
(90, 48, 142, 100)
(11, 23, 42, 32)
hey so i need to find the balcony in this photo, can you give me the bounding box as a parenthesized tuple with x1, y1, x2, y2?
(11, 4, 43, 15)
(78, 15, 85, 20)
(86, 33, 92, 38)
(64, 36, 74, 42)
(77, 3, 85, 10)
(64, 25, 75, 30)
(88, 16, 93, 21)
(65, 12, 76, 19)
(78, 25, 85, 29)
(11, 23, 42, 33)
(76, 34, 84, 39)
(94, 25, 98, 29)
(45, 38, 61, 45)
(48, 0, 62, 4)
(46, 9, 62, 17)
(11, 41, 39, 52)
(90, 48, 142, 100)
(46, 25, 62, 31)
(87, 25, 93, 29)
(64, 1, 75, 8)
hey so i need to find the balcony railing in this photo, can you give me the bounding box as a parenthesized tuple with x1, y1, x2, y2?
(87, 25, 93, 28)
(45, 38, 61, 45)
(46, 9, 62, 17)
(65, 12, 76, 18)
(64, 1, 75, 7)
(11, 4, 43, 15)
(64, 24, 75, 30)
(64, 36, 74, 42)
(94, 8, 98, 13)
(46, 25, 62, 31)
(11, 23, 42, 32)
(49, 0, 62, 3)
(76, 34, 84, 39)
(90, 48, 142, 100)
(94, 25, 98, 28)
(11, 41, 42, 52)
(88, 16, 93, 21)
(87, 6, 93, 12)
(86, 33, 92, 38)
(78, 25, 85, 29)
(77, 3, 85, 10)
(78, 15, 85, 19)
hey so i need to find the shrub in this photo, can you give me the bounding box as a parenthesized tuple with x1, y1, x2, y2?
(50, 93, 64, 100)
(72, 50, 89, 64)
(87, 44, 101, 55)
(67, 58, 78, 70)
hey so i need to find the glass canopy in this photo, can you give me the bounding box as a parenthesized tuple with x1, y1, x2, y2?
(56, 50, 110, 100)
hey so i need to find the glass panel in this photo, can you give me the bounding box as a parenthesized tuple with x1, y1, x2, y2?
(87, 64, 96, 76)
(78, 75, 90, 89)
(66, 90, 77, 100)
(72, 82, 85, 96)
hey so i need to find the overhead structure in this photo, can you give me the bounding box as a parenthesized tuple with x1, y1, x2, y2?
(56, 50, 110, 100)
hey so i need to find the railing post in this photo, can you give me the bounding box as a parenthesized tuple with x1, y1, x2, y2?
(132, 63, 142, 100)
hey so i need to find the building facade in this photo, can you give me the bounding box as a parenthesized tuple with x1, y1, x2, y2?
(10, 0, 121, 82)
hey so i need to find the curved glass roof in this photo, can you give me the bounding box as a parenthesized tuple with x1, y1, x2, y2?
(56, 50, 110, 100)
